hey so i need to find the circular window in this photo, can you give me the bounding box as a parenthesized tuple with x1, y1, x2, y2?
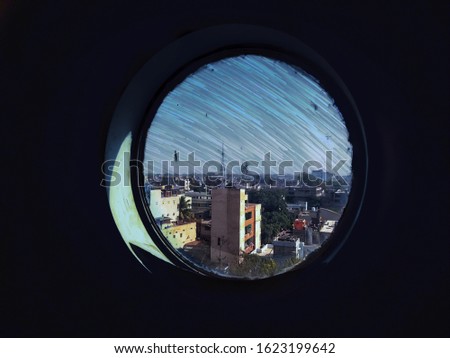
(104, 25, 367, 281)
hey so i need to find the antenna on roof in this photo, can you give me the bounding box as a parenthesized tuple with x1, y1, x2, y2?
(221, 142, 225, 188)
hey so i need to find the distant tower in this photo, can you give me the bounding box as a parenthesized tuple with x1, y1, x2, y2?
(174, 149, 179, 179)
(221, 142, 225, 187)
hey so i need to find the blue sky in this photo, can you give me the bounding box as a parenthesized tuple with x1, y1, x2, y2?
(144, 55, 352, 176)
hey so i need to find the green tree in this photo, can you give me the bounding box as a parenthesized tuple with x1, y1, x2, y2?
(275, 256, 302, 274)
(248, 189, 293, 243)
(248, 188, 287, 212)
(229, 254, 277, 278)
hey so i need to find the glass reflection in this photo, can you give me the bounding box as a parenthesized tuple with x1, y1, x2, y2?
(143, 55, 352, 279)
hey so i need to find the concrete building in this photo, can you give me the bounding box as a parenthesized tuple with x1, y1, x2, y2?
(319, 220, 337, 243)
(161, 222, 197, 249)
(184, 191, 212, 218)
(149, 188, 197, 250)
(272, 238, 306, 260)
(149, 189, 179, 223)
(286, 201, 308, 212)
(198, 220, 212, 241)
(149, 188, 192, 224)
(332, 189, 348, 205)
(286, 186, 324, 201)
(210, 188, 261, 266)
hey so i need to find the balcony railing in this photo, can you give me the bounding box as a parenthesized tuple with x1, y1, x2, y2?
(244, 231, 254, 241)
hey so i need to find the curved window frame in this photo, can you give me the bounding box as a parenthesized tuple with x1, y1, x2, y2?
(104, 24, 368, 280)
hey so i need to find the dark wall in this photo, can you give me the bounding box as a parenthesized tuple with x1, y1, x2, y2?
(1, 1, 449, 337)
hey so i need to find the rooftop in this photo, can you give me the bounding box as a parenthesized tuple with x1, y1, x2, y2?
(320, 220, 337, 234)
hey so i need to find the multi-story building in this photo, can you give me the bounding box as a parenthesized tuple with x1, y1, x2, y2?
(273, 239, 304, 259)
(149, 188, 197, 249)
(286, 186, 324, 201)
(149, 187, 192, 222)
(210, 188, 261, 265)
(184, 191, 211, 218)
(149, 189, 180, 223)
(161, 222, 197, 249)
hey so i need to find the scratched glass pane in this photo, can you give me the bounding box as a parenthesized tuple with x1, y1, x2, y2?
(143, 55, 352, 279)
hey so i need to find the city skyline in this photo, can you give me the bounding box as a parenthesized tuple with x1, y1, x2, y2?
(144, 55, 352, 176)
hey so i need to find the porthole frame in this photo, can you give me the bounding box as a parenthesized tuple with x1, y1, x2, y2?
(105, 24, 368, 281)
